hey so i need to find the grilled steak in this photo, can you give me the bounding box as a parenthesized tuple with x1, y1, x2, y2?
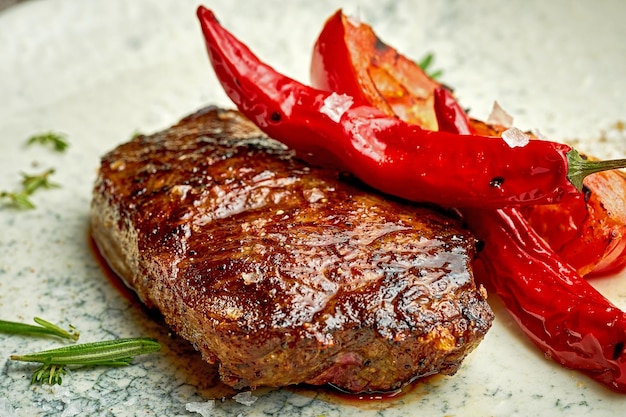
(90, 106, 493, 393)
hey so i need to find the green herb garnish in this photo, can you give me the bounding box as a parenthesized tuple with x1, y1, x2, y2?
(417, 52, 443, 79)
(0, 317, 79, 341)
(10, 337, 161, 385)
(26, 132, 69, 152)
(20, 169, 60, 195)
(0, 168, 59, 209)
(0, 190, 36, 210)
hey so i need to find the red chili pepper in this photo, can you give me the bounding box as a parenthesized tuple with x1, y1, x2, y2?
(197, 6, 626, 210)
(464, 207, 626, 392)
(433, 87, 472, 135)
(433, 80, 626, 391)
(309, 9, 626, 392)
(430, 89, 626, 276)
(434, 93, 626, 276)
(431, 89, 626, 277)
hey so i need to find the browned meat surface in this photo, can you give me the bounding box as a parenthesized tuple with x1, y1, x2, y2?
(90, 106, 493, 393)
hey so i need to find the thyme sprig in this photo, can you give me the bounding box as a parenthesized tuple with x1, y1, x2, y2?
(21, 169, 60, 195)
(26, 132, 69, 152)
(10, 337, 161, 385)
(0, 168, 59, 209)
(0, 317, 79, 341)
(0, 190, 36, 210)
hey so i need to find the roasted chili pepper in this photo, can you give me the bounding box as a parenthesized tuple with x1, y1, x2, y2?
(433, 84, 626, 390)
(432, 85, 626, 277)
(197, 6, 626, 210)
(310, 8, 626, 277)
(441, 105, 626, 277)
(309, 9, 626, 391)
(464, 207, 626, 392)
(433, 87, 472, 135)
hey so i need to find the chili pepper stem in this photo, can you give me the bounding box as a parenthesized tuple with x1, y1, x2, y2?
(567, 149, 626, 191)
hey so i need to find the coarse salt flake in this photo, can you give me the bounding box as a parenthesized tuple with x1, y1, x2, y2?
(186, 400, 216, 417)
(320, 92, 353, 123)
(487, 101, 513, 127)
(501, 127, 530, 148)
(232, 391, 258, 406)
(346, 13, 363, 27)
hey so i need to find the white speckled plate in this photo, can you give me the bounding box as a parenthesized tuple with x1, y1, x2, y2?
(1, 1, 626, 416)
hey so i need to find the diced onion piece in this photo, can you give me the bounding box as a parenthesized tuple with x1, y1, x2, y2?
(320, 92, 354, 123)
(487, 101, 513, 127)
(502, 127, 530, 148)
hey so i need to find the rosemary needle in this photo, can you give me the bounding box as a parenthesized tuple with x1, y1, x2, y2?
(10, 337, 161, 365)
(10, 337, 161, 385)
(416, 52, 443, 79)
(0, 317, 79, 341)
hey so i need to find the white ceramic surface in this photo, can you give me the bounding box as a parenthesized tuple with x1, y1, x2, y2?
(1, 1, 625, 416)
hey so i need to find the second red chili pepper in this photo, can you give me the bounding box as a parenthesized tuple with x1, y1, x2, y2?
(433, 85, 626, 393)
(464, 207, 626, 392)
(196, 6, 626, 210)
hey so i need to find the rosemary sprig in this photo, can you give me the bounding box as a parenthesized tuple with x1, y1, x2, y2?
(0, 168, 59, 210)
(31, 363, 68, 385)
(0, 317, 79, 341)
(10, 337, 161, 385)
(26, 132, 69, 152)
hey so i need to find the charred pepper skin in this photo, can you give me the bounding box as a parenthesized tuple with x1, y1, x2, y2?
(198, 6, 587, 210)
(311, 9, 442, 130)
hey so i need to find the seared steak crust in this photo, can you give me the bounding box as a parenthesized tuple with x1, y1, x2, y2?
(91, 107, 493, 393)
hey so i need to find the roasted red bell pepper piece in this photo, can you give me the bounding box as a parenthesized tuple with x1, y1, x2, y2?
(520, 168, 626, 277)
(197, 7, 626, 210)
(311, 10, 441, 130)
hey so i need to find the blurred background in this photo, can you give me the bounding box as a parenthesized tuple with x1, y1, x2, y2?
(0, 0, 22, 12)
